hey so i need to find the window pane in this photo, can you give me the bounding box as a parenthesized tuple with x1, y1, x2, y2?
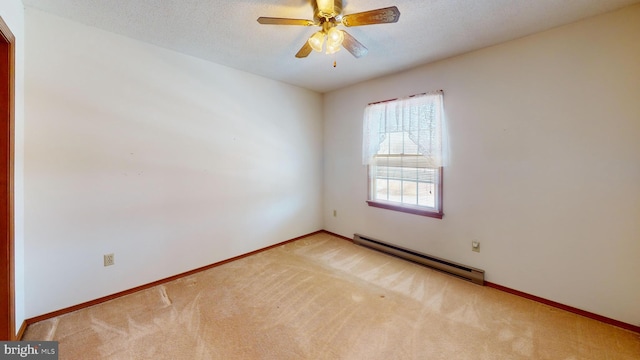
(401, 167, 418, 182)
(402, 181, 418, 205)
(372, 165, 439, 207)
(418, 168, 436, 182)
(387, 180, 403, 203)
(418, 182, 435, 208)
(375, 178, 388, 201)
(377, 165, 403, 181)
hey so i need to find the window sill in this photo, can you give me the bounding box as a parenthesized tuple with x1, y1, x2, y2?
(366, 201, 443, 219)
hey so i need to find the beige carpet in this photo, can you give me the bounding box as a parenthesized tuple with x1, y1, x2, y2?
(23, 233, 640, 359)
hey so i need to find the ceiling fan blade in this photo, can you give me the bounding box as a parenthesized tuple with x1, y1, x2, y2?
(341, 6, 400, 27)
(295, 41, 313, 58)
(342, 31, 368, 58)
(257, 17, 315, 26)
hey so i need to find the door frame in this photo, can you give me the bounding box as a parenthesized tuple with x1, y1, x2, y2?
(0, 15, 16, 341)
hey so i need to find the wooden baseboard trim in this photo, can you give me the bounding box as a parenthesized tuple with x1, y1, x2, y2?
(15, 320, 26, 340)
(321, 230, 353, 242)
(25, 231, 637, 336)
(25, 230, 325, 326)
(485, 281, 640, 333)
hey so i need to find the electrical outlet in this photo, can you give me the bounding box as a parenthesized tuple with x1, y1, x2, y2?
(472, 241, 480, 253)
(104, 253, 115, 266)
(333, 210, 337, 217)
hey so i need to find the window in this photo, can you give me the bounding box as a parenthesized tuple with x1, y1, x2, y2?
(362, 91, 444, 218)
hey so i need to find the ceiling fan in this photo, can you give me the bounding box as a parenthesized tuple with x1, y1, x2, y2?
(257, 0, 400, 59)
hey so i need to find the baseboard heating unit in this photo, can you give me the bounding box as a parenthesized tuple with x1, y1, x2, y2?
(353, 234, 485, 285)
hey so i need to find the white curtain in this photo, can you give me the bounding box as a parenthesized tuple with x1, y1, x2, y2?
(362, 91, 444, 167)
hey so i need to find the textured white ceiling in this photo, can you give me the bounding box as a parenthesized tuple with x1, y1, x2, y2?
(22, 0, 640, 93)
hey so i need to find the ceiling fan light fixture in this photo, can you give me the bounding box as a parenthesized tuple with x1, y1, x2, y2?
(326, 43, 341, 55)
(308, 31, 325, 52)
(327, 27, 344, 47)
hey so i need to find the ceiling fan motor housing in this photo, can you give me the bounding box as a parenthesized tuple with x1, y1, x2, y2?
(314, 0, 343, 22)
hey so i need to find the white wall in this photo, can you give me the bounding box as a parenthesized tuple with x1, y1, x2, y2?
(324, 5, 640, 325)
(24, 8, 323, 318)
(0, 0, 25, 335)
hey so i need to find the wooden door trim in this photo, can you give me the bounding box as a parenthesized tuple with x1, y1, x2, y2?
(0, 15, 16, 341)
